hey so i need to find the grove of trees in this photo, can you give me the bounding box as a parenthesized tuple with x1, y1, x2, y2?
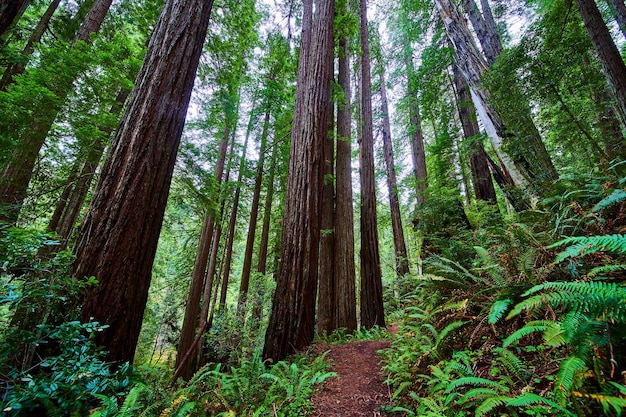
(1, 0, 625, 415)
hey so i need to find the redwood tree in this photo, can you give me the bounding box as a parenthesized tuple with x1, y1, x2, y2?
(359, 0, 385, 329)
(73, 0, 214, 364)
(263, 0, 335, 361)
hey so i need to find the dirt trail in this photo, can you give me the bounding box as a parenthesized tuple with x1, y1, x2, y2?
(309, 340, 398, 416)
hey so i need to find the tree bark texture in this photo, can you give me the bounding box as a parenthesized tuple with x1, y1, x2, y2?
(257, 143, 278, 276)
(73, 0, 214, 365)
(576, 0, 626, 130)
(379, 70, 410, 277)
(0, 0, 113, 224)
(317, 83, 335, 336)
(435, 0, 557, 195)
(263, 0, 334, 362)
(452, 64, 496, 203)
(460, 0, 502, 65)
(333, 34, 357, 332)
(359, 0, 385, 330)
(0, 0, 60, 92)
(0, 0, 30, 39)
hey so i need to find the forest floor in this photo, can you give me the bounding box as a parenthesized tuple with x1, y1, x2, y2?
(309, 338, 400, 416)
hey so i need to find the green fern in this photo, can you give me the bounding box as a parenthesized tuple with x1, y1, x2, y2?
(492, 347, 524, 376)
(444, 376, 509, 394)
(505, 393, 575, 416)
(550, 234, 626, 262)
(488, 299, 512, 324)
(588, 263, 626, 278)
(502, 321, 551, 347)
(474, 395, 509, 416)
(593, 189, 626, 212)
(434, 320, 469, 351)
(554, 356, 587, 405)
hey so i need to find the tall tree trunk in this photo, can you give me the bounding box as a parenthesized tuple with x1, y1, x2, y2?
(317, 80, 335, 337)
(176, 125, 230, 380)
(401, 30, 428, 205)
(263, 0, 334, 362)
(576, 0, 626, 129)
(607, 0, 626, 39)
(238, 109, 271, 311)
(0, 0, 30, 39)
(257, 143, 278, 276)
(435, 0, 557, 196)
(379, 69, 410, 277)
(359, 0, 385, 330)
(333, 31, 357, 332)
(459, 0, 502, 65)
(0, 0, 114, 223)
(73, 0, 214, 365)
(0, 0, 60, 91)
(46, 88, 130, 252)
(452, 64, 496, 203)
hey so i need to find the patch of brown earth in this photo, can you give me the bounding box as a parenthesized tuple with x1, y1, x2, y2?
(310, 340, 399, 416)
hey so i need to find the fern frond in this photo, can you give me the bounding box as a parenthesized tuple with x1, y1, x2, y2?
(555, 356, 587, 405)
(550, 234, 626, 261)
(474, 395, 510, 417)
(493, 347, 523, 375)
(588, 263, 626, 278)
(434, 320, 469, 350)
(506, 294, 545, 319)
(489, 299, 512, 324)
(444, 377, 509, 394)
(593, 189, 626, 212)
(457, 387, 500, 405)
(506, 393, 575, 416)
(502, 321, 551, 347)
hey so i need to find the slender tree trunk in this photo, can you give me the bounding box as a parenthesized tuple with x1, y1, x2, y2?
(257, 143, 278, 276)
(263, 0, 334, 362)
(576, 0, 626, 129)
(435, 0, 557, 195)
(359, 0, 385, 330)
(0, 0, 60, 91)
(73, 0, 214, 365)
(176, 125, 229, 380)
(333, 32, 357, 332)
(238, 110, 271, 311)
(460, 0, 502, 65)
(0, 0, 30, 39)
(401, 32, 428, 204)
(379, 70, 410, 277)
(607, 0, 626, 39)
(452, 64, 496, 203)
(46, 89, 130, 252)
(317, 79, 335, 337)
(0, 0, 114, 223)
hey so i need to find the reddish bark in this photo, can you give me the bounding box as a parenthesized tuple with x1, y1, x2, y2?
(359, 0, 385, 330)
(74, 0, 214, 365)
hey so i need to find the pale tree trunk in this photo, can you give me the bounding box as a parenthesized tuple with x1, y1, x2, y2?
(0, 0, 61, 91)
(0, 0, 114, 223)
(435, 0, 557, 196)
(73, 0, 214, 365)
(452, 64, 496, 203)
(379, 69, 410, 277)
(257, 143, 278, 276)
(576, 0, 626, 129)
(263, 0, 334, 362)
(176, 124, 230, 380)
(359, 0, 385, 330)
(333, 31, 357, 332)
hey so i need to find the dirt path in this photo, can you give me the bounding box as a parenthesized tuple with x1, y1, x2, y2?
(310, 340, 397, 416)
